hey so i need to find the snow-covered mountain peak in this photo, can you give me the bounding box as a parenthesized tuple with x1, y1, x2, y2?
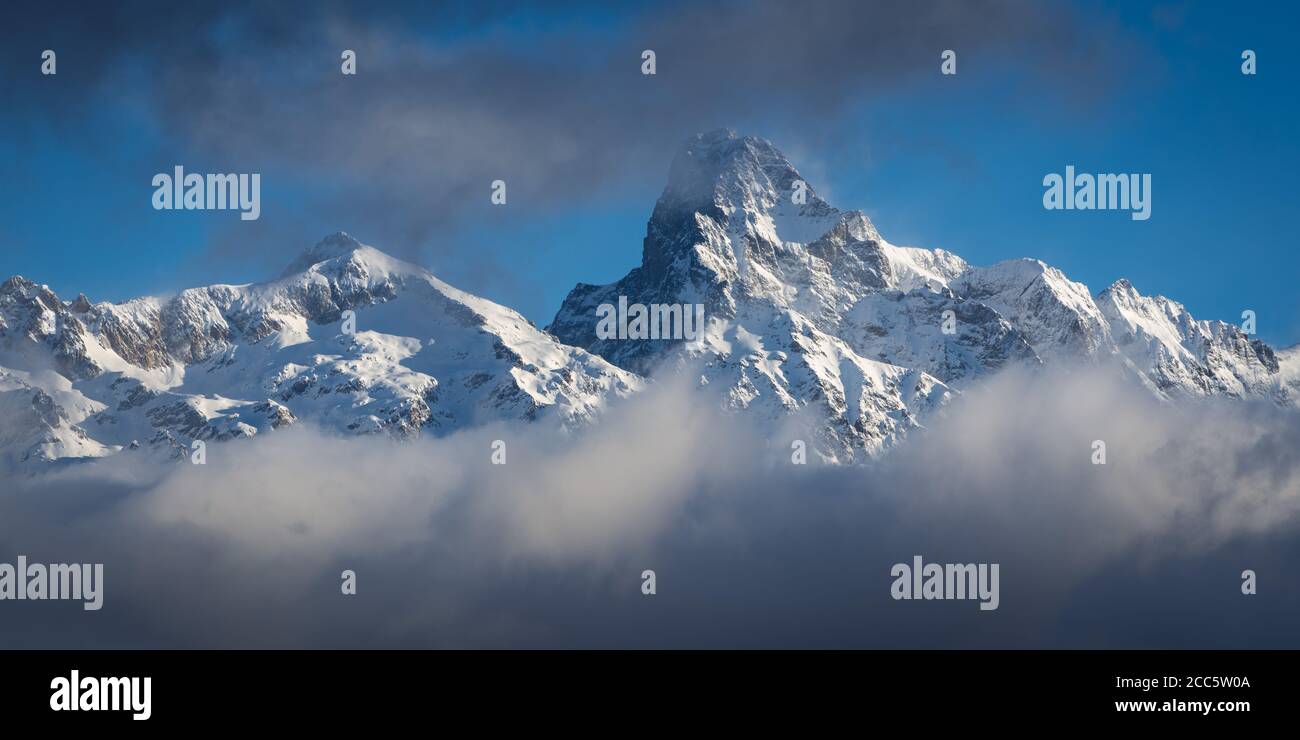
(1099, 277, 1139, 300)
(0, 235, 642, 472)
(279, 231, 408, 279)
(1, 275, 35, 295)
(628, 131, 941, 322)
(551, 131, 978, 460)
(656, 129, 858, 245)
(662, 129, 831, 215)
(949, 258, 1112, 360)
(0, 275, 57, 309)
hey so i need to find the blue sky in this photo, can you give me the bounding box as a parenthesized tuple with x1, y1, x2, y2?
(1, 0, 1297, 346)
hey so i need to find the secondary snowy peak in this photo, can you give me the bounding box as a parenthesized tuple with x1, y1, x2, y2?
(951, 259, 1113, 361)
(280, 230, 373, 275)
(1095, 278, 1280, 400)
(0, 234, 641, 471)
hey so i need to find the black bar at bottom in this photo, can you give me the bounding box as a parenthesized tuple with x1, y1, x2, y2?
(0, 650, 1284, 727)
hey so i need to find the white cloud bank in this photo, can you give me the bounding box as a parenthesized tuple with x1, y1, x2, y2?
(2, 365, 1299, 648)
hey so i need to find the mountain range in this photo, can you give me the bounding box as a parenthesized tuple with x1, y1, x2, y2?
(2, 129, 1296, 471)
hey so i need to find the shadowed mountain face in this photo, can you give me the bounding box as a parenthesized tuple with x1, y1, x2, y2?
(0, 131, 1295, 472)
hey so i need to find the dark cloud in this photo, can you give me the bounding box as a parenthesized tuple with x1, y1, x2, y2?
(1, 0, 1134, 281)
(1, 365, 1298, 648)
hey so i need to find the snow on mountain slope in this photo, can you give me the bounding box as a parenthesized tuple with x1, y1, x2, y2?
(943, 261, 1279, 403)
(882, 244, 970, 293)
(3, 130, 1292, 471)
(1097, 279, 1282, 401)
(0, 368, 114, 468)
(672, 288, 952, 461)
(551, 129, 1294, 461)
(0, 233, 641, 471)
(1279, 345, 1300, 404)
(950, 259, 1113, 361)
(841, 288, 1039, 385)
